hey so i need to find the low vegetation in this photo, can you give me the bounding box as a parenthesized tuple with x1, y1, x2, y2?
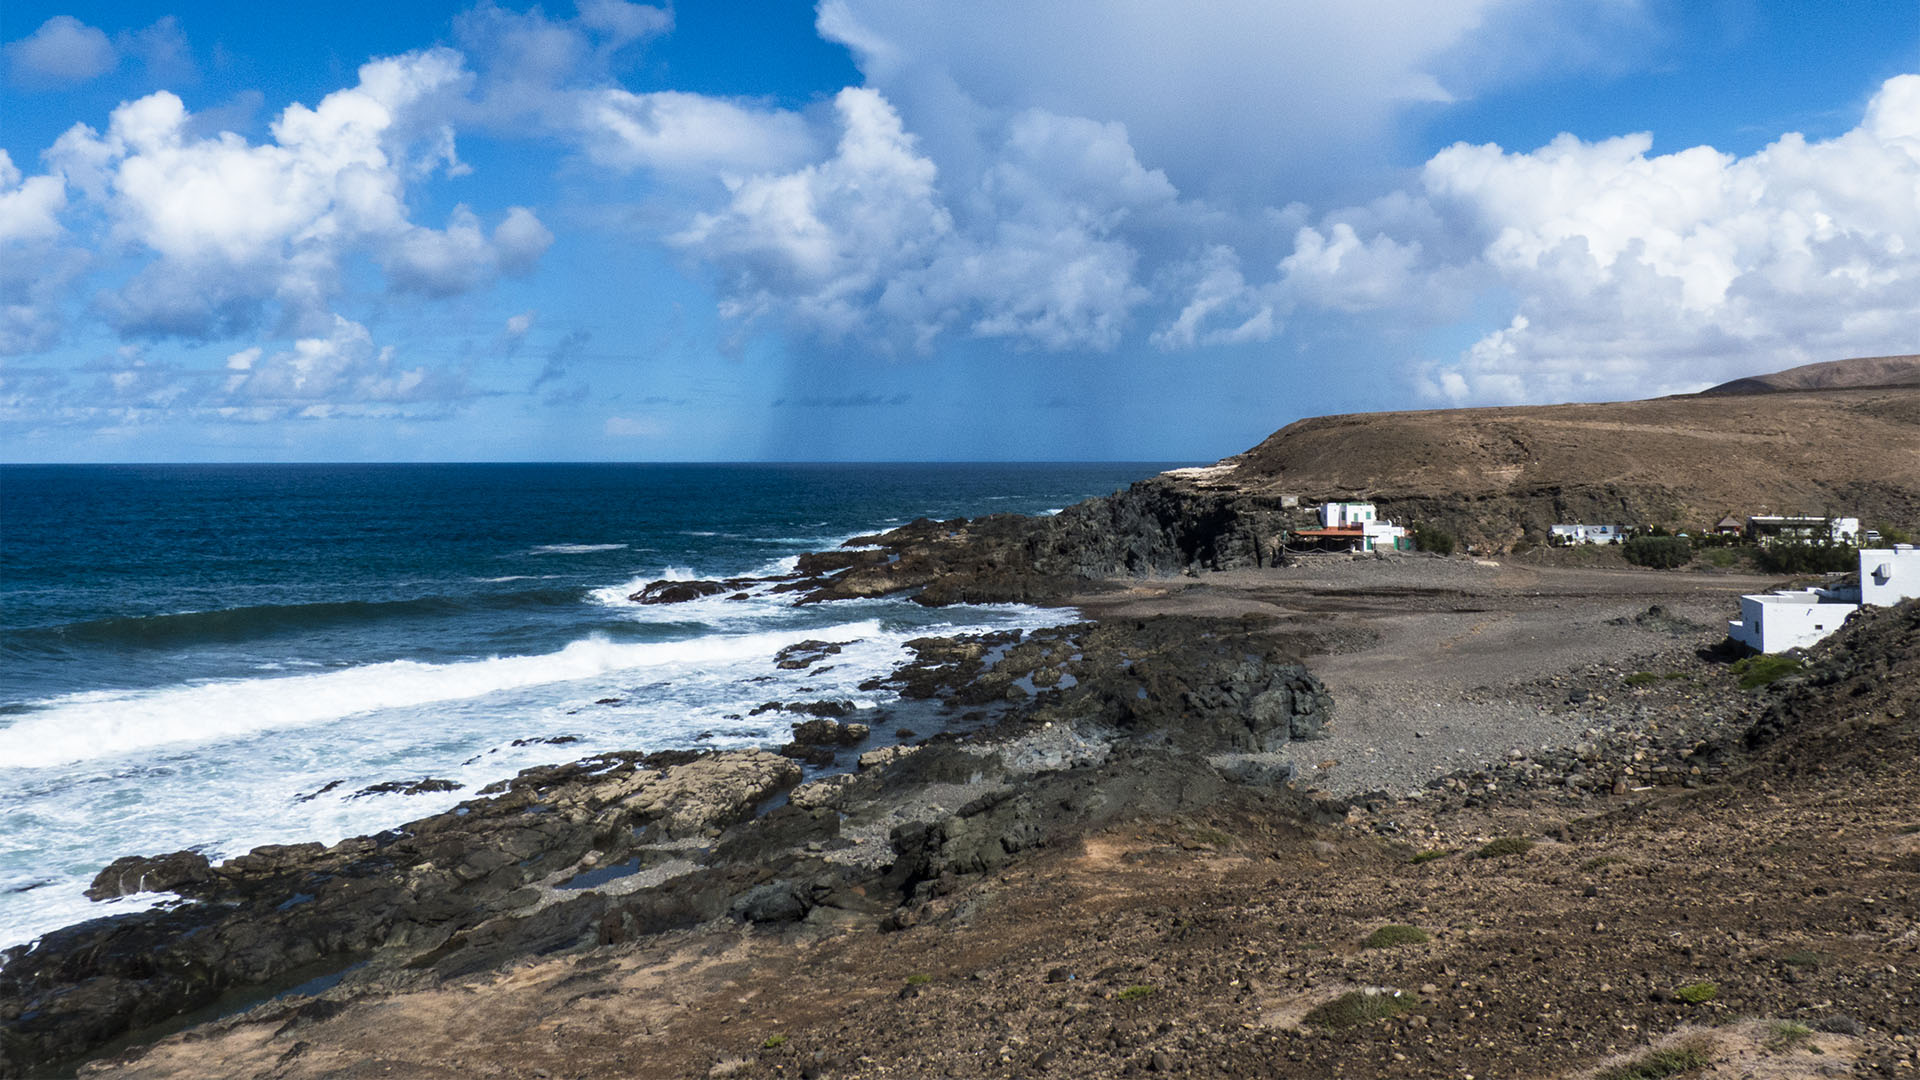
(1361, 924, 1430, 949)
(1116, 984, 1156, 1001)
(1624, 535, 1693, 570)
(904, 973, 933, 986)
(1730, 654, 1802, 689)
(1673, 981, 1719, 1004)
(1409, 849, 1450, 864)
(1764, 1020, 1813, 1050)
(1411, 523, 1456, 556)
(1473, 836, 1535, 859)
(1300, 989, 1419, 1030)
(1596, 1043, 1712, 1080)
(1755, 542, 1857, 574)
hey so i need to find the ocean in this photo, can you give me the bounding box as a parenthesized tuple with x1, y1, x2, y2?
(0, 462, 1172, 950)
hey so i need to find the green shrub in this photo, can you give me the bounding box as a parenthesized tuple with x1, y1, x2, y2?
(1409, 849, 1450, 864)
(1412, 523, 1455, 555)
(761, 1034, 788, 1050)
(905, 973, 933, 986)
(1624, 535, 1692, 569)
(1673, 980, 1719, 1004)
(1765, 1020, 1813, 1050)
(1596, 1044, 1711, 1080)
(1755, 542, 1855, 574)
(1300, 989, 1419, 1029)
(1362, 924, 1431, 949)
(1730, 655, 1801, 689)
(1624, 671, 1661, 686)
(1116, 984, 1156, 1001)
(1474, 836, 1535, 859)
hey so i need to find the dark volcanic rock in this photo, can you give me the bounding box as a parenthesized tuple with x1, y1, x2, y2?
(351, 777, 463, 798)
(774, 639, 846, 670)
(628, 579, 734, 604)
(0, 749, 801, 1077)
(84, 852, 213, 901)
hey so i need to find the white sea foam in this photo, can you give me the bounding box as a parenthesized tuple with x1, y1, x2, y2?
(587, 565, 705, 608)
(530, 543, 630, 554)
(0, 623, 882, 771)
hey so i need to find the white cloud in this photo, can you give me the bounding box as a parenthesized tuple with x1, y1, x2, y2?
(5, 16, 116, 87)
(1411, 73, 1920, 403)
(574, 0, 672, 47)
(41, 49, 549, 340)
(604, 414, 662, 437)
(225, 316, 461, 407)
(0, 150, 67, 244)
(813, 0, 1529, 202)
(676, 89, 1185, 351)
(1151, 246, 1276, 351)
(505, 310, 536, 337)
(575, 89, 815, 174)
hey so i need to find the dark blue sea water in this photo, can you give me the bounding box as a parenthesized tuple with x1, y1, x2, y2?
(0, 462, 1173, 947)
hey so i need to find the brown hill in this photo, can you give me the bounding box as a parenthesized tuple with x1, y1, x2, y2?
(1210, 383, 1919, 551)
(1700, 353, 1920, 395)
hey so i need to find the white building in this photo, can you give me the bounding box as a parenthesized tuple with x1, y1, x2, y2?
(1550, 524, 1627, 545)
(1320, 502, 1378, 528)
(1308, 502, 1409, 553)
(1862, 545, 1920, 606)
(1746, 515, 1861, 544)
(1728, 545, 1920, 653)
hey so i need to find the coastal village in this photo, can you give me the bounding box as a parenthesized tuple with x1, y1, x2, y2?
(1274, 497, 1919, 655)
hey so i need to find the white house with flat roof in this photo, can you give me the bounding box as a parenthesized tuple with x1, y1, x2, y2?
(1550, 524, 1626, 545)
(1302, 501, 1409, 553)
(1728, 545, 1920, 653)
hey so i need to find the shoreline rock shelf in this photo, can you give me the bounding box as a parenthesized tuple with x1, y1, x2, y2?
(0, 615, 1337, 1077)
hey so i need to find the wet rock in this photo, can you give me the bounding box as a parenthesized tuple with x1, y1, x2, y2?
(789, 719, 870, 747)
(774, 640, 847, 670)
(629, 579, 733, 605)
(84, 851, 213, 901)
(351, 777, 463, 798)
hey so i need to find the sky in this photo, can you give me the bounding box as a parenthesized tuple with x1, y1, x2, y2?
(1, 1, 1916, 462)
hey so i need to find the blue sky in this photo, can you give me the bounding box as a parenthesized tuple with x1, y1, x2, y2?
(2, 1, 1916, 462)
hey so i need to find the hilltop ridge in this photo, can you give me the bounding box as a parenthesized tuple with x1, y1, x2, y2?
(1201, 358, 1919, 551)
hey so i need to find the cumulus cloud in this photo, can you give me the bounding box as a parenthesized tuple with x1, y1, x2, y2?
(677, 89, 1184, 351)
(1409, 73, 1920, 402)
(41, 49, 550, 339)
(220, 316, 467, 413)
(5, 16, 116, 87)
(451, 2, 812, 177)
(811, 0, 1629, 203)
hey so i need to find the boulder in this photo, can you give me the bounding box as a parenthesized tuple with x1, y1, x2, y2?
(789, 719, 870, 747)
(84, 851, 213, 901)
(628, 580, 732, 605)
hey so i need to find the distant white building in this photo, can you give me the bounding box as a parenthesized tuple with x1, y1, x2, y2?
(1320, 502, 1378, 528)
(1728, 545, 1920, 653)
(1746, 515, 1861, 544)
(1303, 501, 1409, 553)
(1550, 524, 1627, 545)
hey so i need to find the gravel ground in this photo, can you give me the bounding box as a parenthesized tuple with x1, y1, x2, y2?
(1074, 552, 1788, 797)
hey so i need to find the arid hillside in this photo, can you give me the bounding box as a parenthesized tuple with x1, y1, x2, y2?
(1700, 353, 1920, 395)
(1211, 380, 1919, 550)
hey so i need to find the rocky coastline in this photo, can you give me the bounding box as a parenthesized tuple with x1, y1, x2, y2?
(6, 472, 1917, 1077)
(0, 570, 1345, 1077)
